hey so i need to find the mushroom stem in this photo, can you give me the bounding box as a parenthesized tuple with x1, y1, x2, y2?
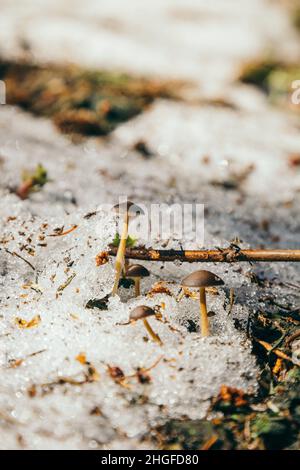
(134, 278, 141, 297)
(199, 287, 209, 337)
(143, 319, 162, 345)
(112, 213, 129, 295)
(122, 258, 130, 277)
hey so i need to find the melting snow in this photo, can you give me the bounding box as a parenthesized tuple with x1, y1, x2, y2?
(0, 203, 257, 449)
(0, 0, 300, 450)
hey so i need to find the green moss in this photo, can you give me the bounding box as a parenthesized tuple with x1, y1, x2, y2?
(154, 306, 300, 450)
(267, 67, 300, 103)
(112, 233, 137, 248)
(239, 60, 280, 91)
(27, 163, 49, 188)
(239, 60, 300, 111)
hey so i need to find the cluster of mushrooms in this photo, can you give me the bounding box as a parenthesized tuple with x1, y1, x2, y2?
(112, 201, 225, 344)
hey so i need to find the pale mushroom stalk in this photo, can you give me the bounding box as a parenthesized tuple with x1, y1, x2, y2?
(112, 201, 144, 296)
(181, 270, 224, 338)
(130, 305, 162, 345)
(126, 264, 150, 298)
(134, 277, 141, 297)
(199, 286, 209, 337)
(122, 258, 130, 277)
(112, 212, 129, 295)
(143, 319, 162, 345)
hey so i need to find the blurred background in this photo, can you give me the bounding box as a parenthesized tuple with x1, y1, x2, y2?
(0, 0, 300, 226)
(0, 0, 299, 88)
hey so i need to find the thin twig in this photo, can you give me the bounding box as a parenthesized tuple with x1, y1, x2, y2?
(108, 247, 300, 263)
(228, 288, 235, 315)
(201, 434, 218, 450)
(126, 355, 163, 378)
(256, 339, 296, 364)
(48, 225, 78, 237)
(0, 410, 19, 425)
(286, 330, 300, 346)
(4, 248, 36, 271)
(56, 273, 76, 294)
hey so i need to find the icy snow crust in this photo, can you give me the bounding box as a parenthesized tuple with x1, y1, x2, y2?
(0, 0, 300, 451)
(0, 201, 259, 449)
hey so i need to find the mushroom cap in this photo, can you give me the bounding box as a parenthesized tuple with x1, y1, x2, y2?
(112, 201, 144, 217)
(126, 264, 150, 278)
(130, 305, 156, 321)
(181, 270, 224, 288)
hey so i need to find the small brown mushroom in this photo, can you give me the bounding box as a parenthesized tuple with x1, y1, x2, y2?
(126, 264, 150, 297)
(130, 305, 162, 345)
(181, 270, 224, 337)
(112, 201, 144, 295)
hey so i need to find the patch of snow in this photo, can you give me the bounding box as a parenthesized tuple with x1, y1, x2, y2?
(0, 204, 257, 449)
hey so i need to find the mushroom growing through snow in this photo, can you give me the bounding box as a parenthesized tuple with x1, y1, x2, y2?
(112, 201, 144, 295)
(126, 264, 150, 297)
(181, 270, 224, 337)
(130, 305, 162, 345)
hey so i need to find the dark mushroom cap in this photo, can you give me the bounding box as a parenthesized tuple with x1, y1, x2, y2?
(130, 305, 156, 321)
(112, 201, 144, 217)
(181, 270, 224, 288)
(126, 264, 150, 278)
